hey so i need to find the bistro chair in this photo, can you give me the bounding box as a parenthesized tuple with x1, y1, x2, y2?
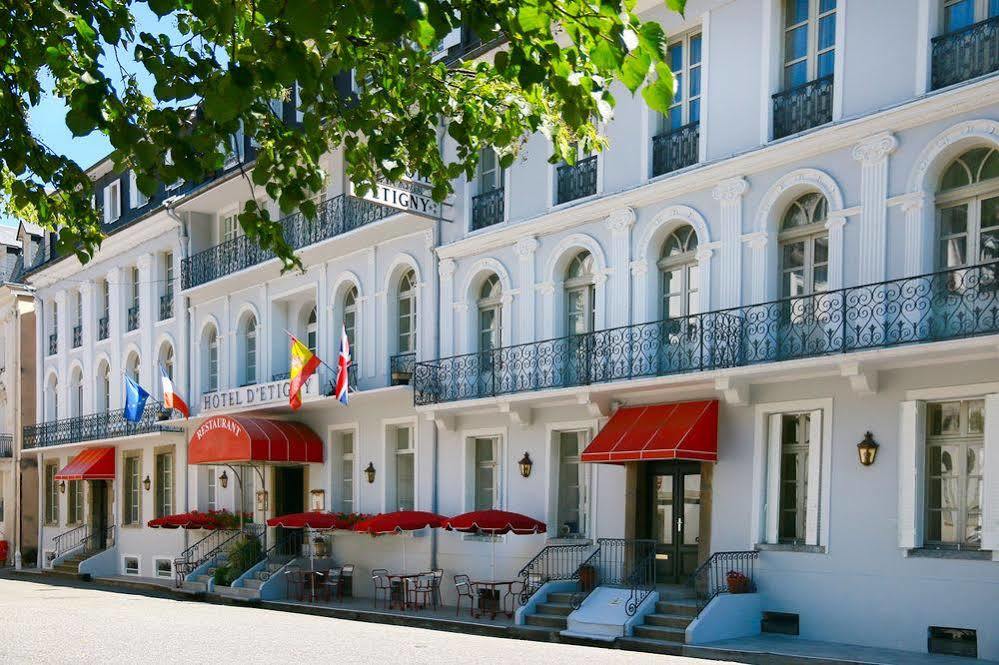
(454, 574, 474, 617)
(339, 564, 355, 599)
(430, 568, 444, 609)
(322, 567, 342, 602)
(408, 573, 435, 610)
(285, 568, 306, 602)
(371, 568, 391, 609)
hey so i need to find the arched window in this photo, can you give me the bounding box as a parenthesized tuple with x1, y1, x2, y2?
(936, 147, 999, 270)
(46, 374, 59, 421)
(477, 274, 503, 352)
(659, 226, 699, 319)
(125, 352, 141, 384)
(343, 286, 358, 358)
(397, 269, 417, 353)
(97, 360, 111, 412)
(306, 307, 318, 355)
(160, 344, 174, 381)
(204, 325, 219, 393)
(240, 314, 258, 386)
(70, 367, 83, 417)
(778, 193, 829, 298)
(564, 251, 595, 335)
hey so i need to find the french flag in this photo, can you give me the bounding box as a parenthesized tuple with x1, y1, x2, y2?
(334, 324, 351, 405)
(159, 364, 190, 418)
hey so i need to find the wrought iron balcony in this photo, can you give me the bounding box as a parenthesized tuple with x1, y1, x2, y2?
(932, 16, 999, 89)
(22, 399, 175, 449)
(471, 188, 505, 230)
(390, 353, 417, 386)
(160, 293, 173, 321)
(414, 261, 999, 405)
(272, 364, 358, 392)
(556, 155, 598, 205)
(652, 121, 700, 177)
(47, 333, 57, 356)
(97, 316, 109, 341)
(772, 75, 834, 140)
(127, 305, 139, 331)
(182, 194, 395, 289)
(0, 433, 12, 458)
(72, 324, 82, 349)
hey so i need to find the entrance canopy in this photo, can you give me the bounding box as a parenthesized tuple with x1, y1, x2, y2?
(55, 447, 116, 481)
(581, 400, 718, 463)
(188, 415, 323, 465)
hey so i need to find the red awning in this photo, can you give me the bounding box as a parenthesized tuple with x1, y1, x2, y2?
(188, 415, 323, 465)
(581, 400, 719, 463)
(55, 447, 116, 481)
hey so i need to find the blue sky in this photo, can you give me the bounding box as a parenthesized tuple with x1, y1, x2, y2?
(1, 6, 181, 228)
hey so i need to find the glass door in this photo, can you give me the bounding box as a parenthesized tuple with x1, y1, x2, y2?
(649, 464, 701, 584)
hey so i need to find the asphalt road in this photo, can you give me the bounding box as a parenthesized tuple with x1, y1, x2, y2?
(0, 578, 722, 665)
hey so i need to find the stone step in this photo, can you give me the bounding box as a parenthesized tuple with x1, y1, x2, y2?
(243, 578, 264, 590)
(267, 563, 284, 572)
(616, 636, 685, 657)
(507, 625, 560, 642)
(525, 613, 567, 629)
(182, 580, 208, 593)
(644, 613, 693, 629)
(545, 591, 577, 605)
(535, 602, 573, 617)
(656, 599, 700, 617)
(657, 585, 696, 601)
(214, 585, 260, 600)
(195, 575, 213, 583)
(633, 624, 686, 642)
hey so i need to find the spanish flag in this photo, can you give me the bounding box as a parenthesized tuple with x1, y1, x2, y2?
(289, 336, 321, 410)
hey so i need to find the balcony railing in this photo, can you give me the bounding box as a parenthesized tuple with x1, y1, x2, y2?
(390, 353, 417, 386)
(127, 305, 139, 331)
(72, 324, 82, 349)
(271, 363, 358, 393)
(556, 155, 598, 205)
(97, 316, 109, 341)
(0, 433, 12, 458)
(471, 188, 505, 230)
(772, 74, 834, 140)
(160, 293, 173, 321)
(414, 261, 999, 405)
(182, 194, 395, 289)
(652, 121, 700, 177)
(23, 399, 175, 449)
(47, 333, 57, 356)
(932, 15, 999, 89)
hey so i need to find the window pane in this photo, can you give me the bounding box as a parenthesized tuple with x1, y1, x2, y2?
(817, 14, 836, 50)
(689, 67, 701, 99)
(785, 0, 809, 26)
(784, 25, 808, 61)
(689, 98, 701, 124)
(819, 0, 836, 11)
(929, 402, 962, 436)
(668, 42, 683, 71)
(944, 0, 975, 32)
(689, 35, 702, 65)
(968, 400, 985, 434)
(654, 476, 673, 545)
(397, 427, 411, 451)
(396, 454, 414, 511)
(817, 51, 835, 78)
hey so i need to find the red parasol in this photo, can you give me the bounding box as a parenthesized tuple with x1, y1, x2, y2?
(147, 512, 222, 530)
(444, 510, 546, 581)
(266, 511, 354, 530)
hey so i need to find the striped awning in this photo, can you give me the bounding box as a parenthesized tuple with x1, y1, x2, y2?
(188, 415, 323, 465)
(581, 400, 719, 463)
(55, 447, 116, 480)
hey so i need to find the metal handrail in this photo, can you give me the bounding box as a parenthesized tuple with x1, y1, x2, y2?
(772, 74, 834, 139)
(173, 528, 242, 587)
(569, 538, 656, 611)
(517, 541, 593, 604)
(931, 14, 999, 89)
(569, 542, 604, 609)
(624, 546, 657, 616)
(689, 550, 759, 616)
(53, 523, 89, 560)
(651, 121, 700, 177)
(184, 524, 265, 587)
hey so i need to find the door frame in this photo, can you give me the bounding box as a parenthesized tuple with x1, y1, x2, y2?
(638, 460, 704, 584)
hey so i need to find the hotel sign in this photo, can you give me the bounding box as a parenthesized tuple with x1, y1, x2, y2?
(350, 181, 451, 221)
(201, 375, 320, 413)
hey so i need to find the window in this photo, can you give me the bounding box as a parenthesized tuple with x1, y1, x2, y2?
(764, 410, 823, 546)
(936, 147, 999, 274)
(125, 352, 140, 384)
(335, 431, 355, 513)
(205, 325, 219, 393)
(555, 431, 588, 538)
(925, 399, 984, 548)
(343, 287, 358, 360)
(155, 451, 174, 519)
(68, 480, 84, 525)
(395, 426, 415, 511)
(46, 375, 58, 421)
(206, 466, 217, 511)
(397, 270, 417, 354)
(242, 314, 258, 386)
(161, 345, 174, 389)
(477, 275, 503, 353)
(473, 437, 499, 511)
(71, 369, 83, 418)
(779, 193, 829, 299)
(101, 278, 110, 323)
(782, 0, 836, 89)
(129, 171, 149, 208)
(306, 307, 318, 355)
(661, 31, 702, 132)
(221, 212, 239, 243)
(565, 251, 596, 334)
(659, 226, 700, 319)
(131, 267, 140, 308)
(163, 251, 174, 304)
(104, 180, 122, 223)
(74, 290, 83, 328)
(123, 556, 139, 576)
(99, 362, 111, 412)
(154, 558, 173, 579)
(44, 463, 59, 525)
(477, 148, 504, 193)
(942, 0, 999, 34)
(123, 454, 141, 526)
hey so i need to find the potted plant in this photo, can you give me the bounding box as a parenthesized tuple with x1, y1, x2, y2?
(313, 535, 327, 558)
(726, 570, 751, 594)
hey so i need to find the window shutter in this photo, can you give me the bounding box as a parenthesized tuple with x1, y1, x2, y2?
(898, 400, 926, 549)
(129, 172, 137, 209)
(805, 409, 823, 546)
(765, 413, 783, 544)
(102, 185, 111, 224)
(981, 394, 999, 551)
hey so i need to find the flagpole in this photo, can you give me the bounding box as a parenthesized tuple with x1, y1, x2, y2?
(281, 328, 347, 375)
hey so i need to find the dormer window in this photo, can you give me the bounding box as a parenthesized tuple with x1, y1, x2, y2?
(103, 180, 122, 224)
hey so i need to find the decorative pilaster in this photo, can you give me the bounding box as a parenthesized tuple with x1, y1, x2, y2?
(605, 208, 636, 327)
(364, 248, 376, 378)
(852, 132, 898, 283)
(824, 215, 847, 291)
(54, 291, 68, 411)
(537, 281, 556, 338)
(79, 282, 94, 412)
(452, 301, 470, 354)
(901, 193, 929, 277)
(316, 266, 329, 367)
(137, 253, 155, 387)
(106, 268, 122, 408)
(438, 259, 456, 356)
(712, 177, 749, 309)
(514, 237, 538, 344)
(743, 232, 768, 305)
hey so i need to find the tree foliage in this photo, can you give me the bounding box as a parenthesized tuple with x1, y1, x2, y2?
(1, 0, 685, 269)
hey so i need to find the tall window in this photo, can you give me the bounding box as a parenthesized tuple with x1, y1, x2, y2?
(338, 431, 355, 513)
(131, 266, 140, 309)
(99, 362, 111, 412)
(395, 426, 415, 511)
(45, 463, 58, 524)
(477, 275, 503, 353)
(101, 279, 109, 322)
(343, 287, 358, 359)
(942, 0, 999, 33)
(46, 376, 58, 421)
(74, 290, 83, 328)
(125, 352, 140, 384)
(164, 251, 174, 303)
(397, 269, 417, 354)
(129, 171, 149, 208)
(71, 369, 83, 418)
(205, 325, 219, 393)
(936, 147, 999, 273)
(565, 251, 596, 335)
(104, 180, 122, 223)
(68, 480, 84, 525)
(777, 413, 811, 543)
(161, 345, 174, 385)
(659, 226, 700, 319)
(221, 212, 239, 243)
(123, 454, 141, 525)
(155, 451, 174, 519)
(478, 148, 503, 193)
(661, 31, 702, 132)
(556, 431, 587, 537)
(306, 307, 318, 355)
(764, 409, 823, 547)
(243, 314, 258, 386)
(925, 399, 984, 548)
(473, 437, 499, 511)
(783, 0, 836, 89)
(779, 193, 829, 299)
(206, 466, 217, 511)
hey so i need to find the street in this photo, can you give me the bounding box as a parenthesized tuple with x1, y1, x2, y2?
(0, 579, 722, 665)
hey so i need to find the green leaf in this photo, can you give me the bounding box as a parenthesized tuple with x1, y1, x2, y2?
(666, 0, 687, 16)
(591, 39, 623, 71)
(642, 63, 675, 113)
(74, 17, 96, 43)
(517, 4, 549, 32)
(621, 49, 651, 92)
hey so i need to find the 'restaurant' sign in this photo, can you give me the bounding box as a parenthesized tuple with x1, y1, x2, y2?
(350, 181, 451, 221)
(201, 375, 320, 412)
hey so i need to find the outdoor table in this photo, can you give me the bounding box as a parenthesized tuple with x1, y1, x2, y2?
(302, 570, 326, 602)
(470, 580, 518, 619)
(385, 573, 424, 610)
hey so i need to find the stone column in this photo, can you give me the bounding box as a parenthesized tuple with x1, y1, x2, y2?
(54, 291, 68, 412)
(853, 132, 898, 283)
(605, 208, 636, 328)
(902, 194, 930, 277)
(514, 237, 538, 345)
(744, 232, 769, 305)
(106, 268, 122, 408)
(438, 259, 456, 356)
(364, 248, 377, 379)
(712, 177, 749, 309)
(137, 253, 155, 388)
(79, 282, 94, 413)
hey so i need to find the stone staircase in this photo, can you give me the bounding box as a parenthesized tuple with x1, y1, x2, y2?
(510, 590, 579, 640)
(619, 586, 700, 655)
(50, 551, 93, 576)
(215, 558, 293, 600)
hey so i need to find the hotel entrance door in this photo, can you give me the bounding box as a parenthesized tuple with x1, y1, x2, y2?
(640, 462, 701, 584)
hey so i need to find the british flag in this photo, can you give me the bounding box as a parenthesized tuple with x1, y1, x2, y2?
(334, 324, 351, 405)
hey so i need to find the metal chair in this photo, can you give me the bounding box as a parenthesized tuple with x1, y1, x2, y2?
(408, 573, 435, 610)
(338, 564, 355, 599)
(285, 568, 305, 602)
(322, 568, 342, 602)
(371, 568, 391, 609)
(454, 574, 475, 617)
(430, 568, 444, 609)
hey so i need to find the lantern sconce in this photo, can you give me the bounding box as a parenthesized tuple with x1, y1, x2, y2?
(256, 489, 269, 512)
(309, 488, 325, 511)
(857, 431, 879, 467)
(518, 451, 533, 478)
(59, 480, 66, 494)
(218, 470, 229, 489)
(364, 462, 376, 484)
(143, 475, 151, 492)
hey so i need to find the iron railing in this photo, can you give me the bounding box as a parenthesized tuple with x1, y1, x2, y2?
(23, 399, 174, 449)
(932, 15, 999, 90)
(182, 194, 396, 289)
(517, 541, 593, 604)
(689, 550, 758, 615)
(159, 293, 173, 321)
(174, 526, 257, 587)
(72, 325, 82, 349)
(772, 74, 834, 140)
(0, 433, 11, 458)
(53, 524, 115, 561)
(272, 364, 358, 393)
(569, 538, 656, 614)
(556, 155, 598, 204)
(47, 333, 57, 356)
(471, 188, 505, 230)
(98, 316, 109, 341)
(652, 121, 700, 177)
(390, 353, 416, 386)
(415, 261, 999, 405)
(126, 305, 139, 331)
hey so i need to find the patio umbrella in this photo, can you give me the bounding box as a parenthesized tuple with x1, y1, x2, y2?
(267, 511, 353, 597)
(352, 511, 448, 573)
(443, 510, 546, 581)
(147, 512, 222, 530)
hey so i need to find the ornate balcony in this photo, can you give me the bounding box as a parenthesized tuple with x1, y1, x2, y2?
(22, 400, 175, 449)
(471, 188, 505, 231)
(772, 75, 834, 140)
(182, 194, 395, 289)
(556, 155, 598, 205)
(47, 333, 57, 356)
(390, 353, 417, 386)
(160, 293, 173, 321)
(0, 433, 12, 458)
(127, 305, 139, 332)
(651, 121, 700, 177)
(932, 16, 999, 90)
(414, 261, 999, 405)
(72, 324, 82, 349)
(97, 316, 109, 341)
